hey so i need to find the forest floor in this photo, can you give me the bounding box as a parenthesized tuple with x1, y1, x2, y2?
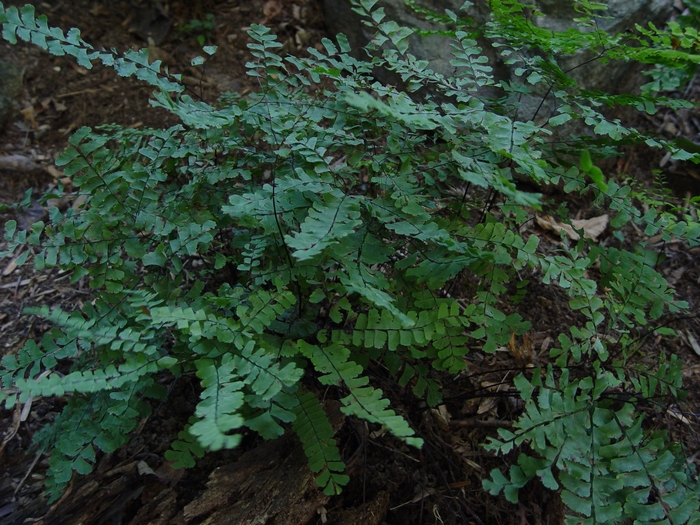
(2, 1, 700, 524)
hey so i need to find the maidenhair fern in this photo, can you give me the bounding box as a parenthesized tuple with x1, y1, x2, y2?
(483, 364, 699, 525)
(293, 391, 350, 495)
(1, 1, 700, 520)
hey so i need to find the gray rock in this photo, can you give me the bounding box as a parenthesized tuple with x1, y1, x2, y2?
(322, 0, 672, 119)
(0, 60, 23, 131)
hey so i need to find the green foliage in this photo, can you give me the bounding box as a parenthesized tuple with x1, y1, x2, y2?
(293, 392, 349, 495)
(1, 1, 700, 520)
(483, 364, 699, 525)
(178, 13, 215, 47)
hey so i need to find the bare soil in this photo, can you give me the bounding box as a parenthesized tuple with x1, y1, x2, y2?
(2, 1, 700, 525)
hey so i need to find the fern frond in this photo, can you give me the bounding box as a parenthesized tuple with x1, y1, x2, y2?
(340, 302, 469, 373)
(245, 389, 299, 439)
(0, 4, 182, 93)
(285, 192, 363, 262)
(484, 368, 700, 524)
(292, 391, 349, 496)
(339, 264, 415, 328)
(33, 381, 152, 501)
(298, 341, 423, 448)
(189, 357, 246, 451)
(164, 417, 206, 469)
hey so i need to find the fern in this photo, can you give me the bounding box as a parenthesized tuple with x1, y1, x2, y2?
(1, 0, 700, 518)
(293, 391, 349, 495)
(165, 418, 206, 469)
(297, 341, 423, 447)
(189, 357, 246, 450)
(483, 365, 700, 525)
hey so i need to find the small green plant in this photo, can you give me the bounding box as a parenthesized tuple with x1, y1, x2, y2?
(178, 13, 215, 46)
(641, 0, 700, 94)
(1, 1, 700, 522)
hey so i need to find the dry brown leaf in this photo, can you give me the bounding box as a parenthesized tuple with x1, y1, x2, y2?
(391, 487, 435, 510)
(2, 250, 21, 276)
(295, 28, 311, 47)
(431, 405, 451, 431)
(0, 403, 22, 461)
(536, 214, 608, 241)
(72, 194, 89, 210)
(477, 396, 498, 415)
(460, 457, 483, 471)
(137, 460, 155, 476)
(68, 62, 89, 75)
(45, 164, 61, 180)
(686, 329, 700, 357)
(20, 396, 32, 422)
(20, 105, 37, 129)
(666, 266, 686, 286)
(668, 408, 691, 425)
(263, 0, 283, 21)
(53, 99, 67, 112)
(540, 336, 552, 353)
(507, 332, 534, 366)
(318, 506, 328, 524)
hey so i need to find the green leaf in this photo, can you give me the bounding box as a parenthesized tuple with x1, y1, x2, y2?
(562, 490, 593, 517)
(580, 149, 594, 172)
(4, 219, 17, 239)
(293, 391, 348, 495)
(587, 166, 608, 192)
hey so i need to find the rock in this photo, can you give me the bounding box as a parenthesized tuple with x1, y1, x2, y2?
(321, 0, 672, 118)
(128, 3, 172, 46)
(0, 60, 23, 131)
(526, 0, 673, 111)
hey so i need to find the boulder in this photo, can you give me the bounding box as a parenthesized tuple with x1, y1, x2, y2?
(321, 0, 672, 120)
(0, 60, 23, 131)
